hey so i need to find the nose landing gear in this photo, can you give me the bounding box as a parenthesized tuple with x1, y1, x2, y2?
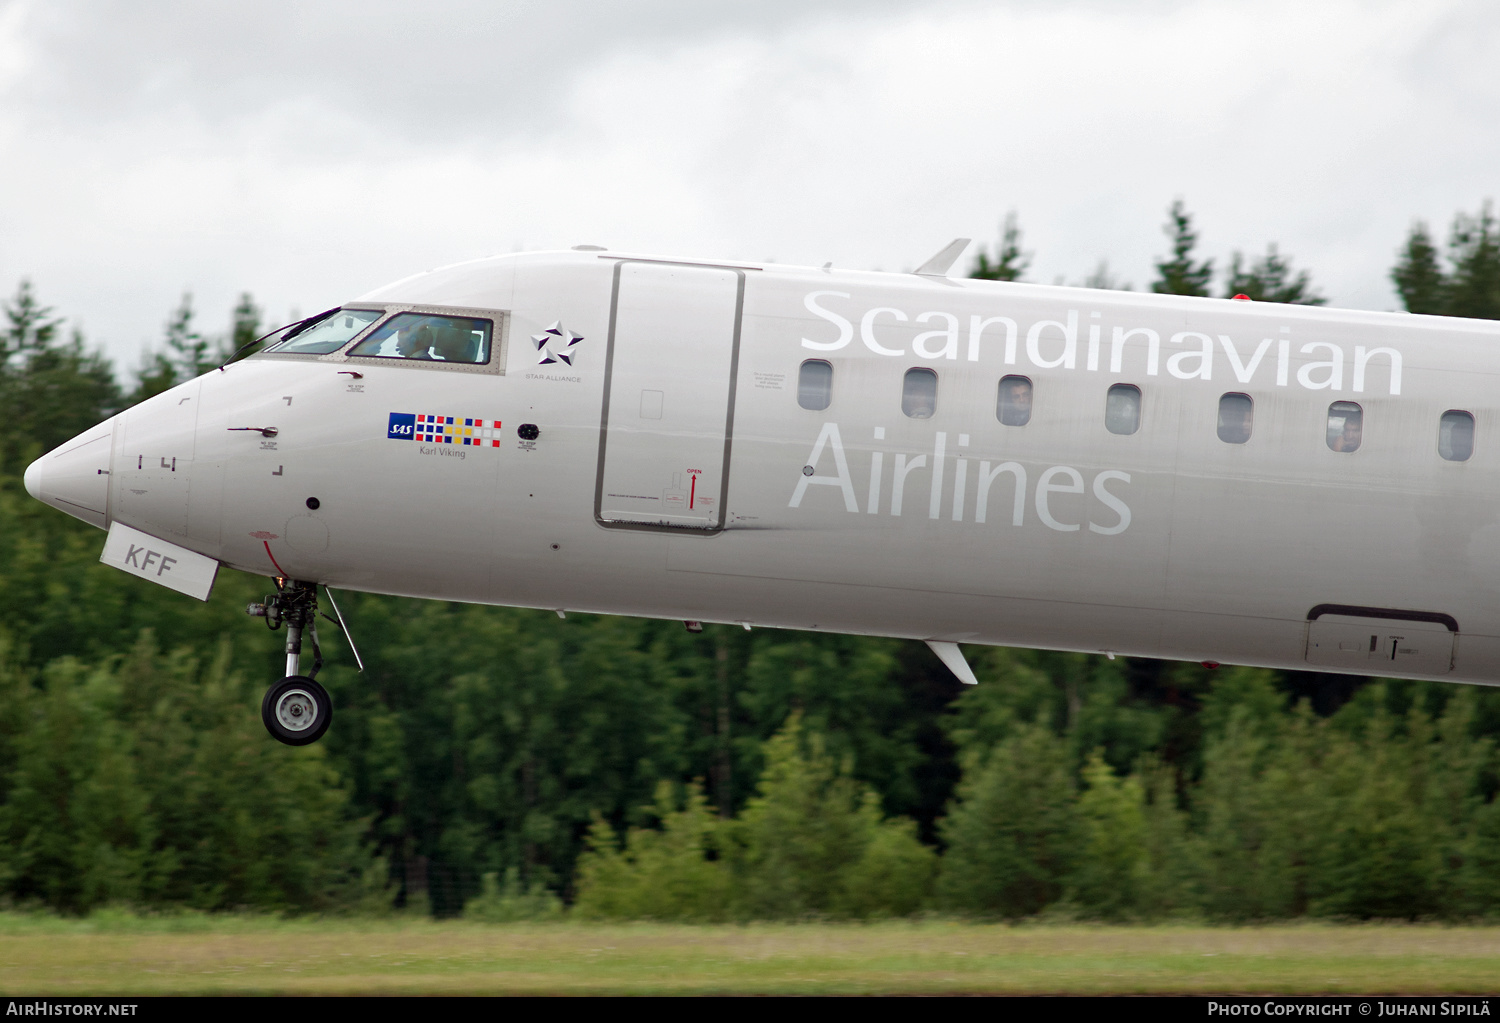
(262, 675, 331, 746)
(248, 580, 332, 746)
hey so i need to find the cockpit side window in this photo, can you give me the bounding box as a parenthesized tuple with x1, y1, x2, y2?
(348, 313, 493, 364)
(268, 309, 383, 355)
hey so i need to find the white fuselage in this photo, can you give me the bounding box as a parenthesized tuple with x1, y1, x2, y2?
(26, 249, 1500, 685)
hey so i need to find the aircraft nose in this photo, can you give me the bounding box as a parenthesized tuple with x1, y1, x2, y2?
(24, 419, 115, 529)
(23, 456, 42, 501)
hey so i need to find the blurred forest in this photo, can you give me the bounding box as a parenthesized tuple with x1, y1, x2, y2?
(2, 202, 1500, 921)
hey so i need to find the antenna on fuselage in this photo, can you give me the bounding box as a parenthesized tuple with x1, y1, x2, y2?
(913, 238, 972, 278)
(927, 640, 979, 685)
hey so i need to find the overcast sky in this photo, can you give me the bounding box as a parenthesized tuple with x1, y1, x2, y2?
(0, 0, 1496, 370)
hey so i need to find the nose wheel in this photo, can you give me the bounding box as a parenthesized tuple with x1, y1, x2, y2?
(247, 579, 334, 746)
(262, 675, 332, 746)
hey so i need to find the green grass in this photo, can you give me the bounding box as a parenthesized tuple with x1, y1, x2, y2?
(2, 915, 1499, 995)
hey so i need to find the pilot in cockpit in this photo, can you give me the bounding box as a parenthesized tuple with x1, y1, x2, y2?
(389, 324, 445, 360)
(351, 313, 488, 364)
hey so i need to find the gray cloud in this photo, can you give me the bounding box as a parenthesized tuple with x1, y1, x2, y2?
(17, 0, 972, 144)
(0, 0, 1496, 369)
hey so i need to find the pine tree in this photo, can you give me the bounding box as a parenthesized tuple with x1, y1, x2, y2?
(1223, 244, 1326, 304)
(225, 292, 263, 362)
(1198, 705, 1318, 921)
(0, 282, 119, 470)
(969, 211, 1030, 282)
(164, 292, 210, 379)
(1069, 751, 1150, 919)
(1463, 797, 1500, 914)
(835, 812, 935, 918)
(571, 781, 733, 921)
(1389, 203, 1500, 320)
(1311, 700, 1444, 919)
(1391, 221, 1447, 314)
(937, 723, 1077, 917)
(1445, 202, 1500, 320)
(736, 712, 931, 919)
(1152, 199, 1213, 297)
(132, 293, 208, 402)
(1, 280, 63, 368)
(0, 657, 154, 914)
(1136, 754, 1198, 916)
(1081, 259, 1131, 291)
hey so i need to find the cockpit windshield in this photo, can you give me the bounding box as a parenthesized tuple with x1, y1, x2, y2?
(267, 309, 384, 355)
(347, 313, 492, 364)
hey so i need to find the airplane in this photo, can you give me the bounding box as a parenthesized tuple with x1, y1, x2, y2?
(22, 239, 1500, 745)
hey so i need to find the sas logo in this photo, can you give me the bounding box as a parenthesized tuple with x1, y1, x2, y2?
(387, 413, 416, 439)
(388, 412, 503, 448)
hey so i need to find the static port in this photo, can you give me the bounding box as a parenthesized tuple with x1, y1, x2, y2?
(306, 497, 321, 510)
(518, 424, 540, 440)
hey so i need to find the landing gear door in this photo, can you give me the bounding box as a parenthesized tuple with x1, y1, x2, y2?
(1305, 608, 1456, 675)
(595, 261, 744, 532)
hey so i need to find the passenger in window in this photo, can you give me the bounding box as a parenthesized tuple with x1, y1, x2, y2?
(902, 368, 938, 419)
(1331, 418, 1361, 452)
(1104, 384, 1141, 436)
(1327, 401, 1363, 452)
(997, 376, 1032, 426)
(1217, 393, 1253, 444)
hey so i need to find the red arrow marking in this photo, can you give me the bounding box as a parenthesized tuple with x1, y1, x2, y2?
(689, 474, 696, 509)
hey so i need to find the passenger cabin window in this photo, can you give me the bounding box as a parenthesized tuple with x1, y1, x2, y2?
(269, 308, 383, 355)
(798, 360, 833, 411)
(1439, 410, 1475, 462)
(902, 367, 938, 419)
(1217, 393, 1253, 444)
(997, 375, 1033, 426)
(348, 312, 493, 364)
(1105, 384, 1141, 436)
(1327, 401, 1363, 452)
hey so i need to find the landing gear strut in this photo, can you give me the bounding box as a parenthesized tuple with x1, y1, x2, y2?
(248, 579, 332, 746)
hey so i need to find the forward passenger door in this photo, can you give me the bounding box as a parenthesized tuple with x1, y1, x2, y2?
(595, 261, 744, 532)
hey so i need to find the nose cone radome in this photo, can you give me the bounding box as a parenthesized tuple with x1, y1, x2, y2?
(22, 456, 41, 501)
(25, 420, 115, 529)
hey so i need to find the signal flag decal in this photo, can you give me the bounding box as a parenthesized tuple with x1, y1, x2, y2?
(389, 412, 503, 448)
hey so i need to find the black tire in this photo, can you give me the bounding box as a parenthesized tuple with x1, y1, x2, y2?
(262, 675, 332, 746)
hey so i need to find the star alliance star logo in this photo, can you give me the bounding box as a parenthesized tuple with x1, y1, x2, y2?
(532, 322, 583, 366)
